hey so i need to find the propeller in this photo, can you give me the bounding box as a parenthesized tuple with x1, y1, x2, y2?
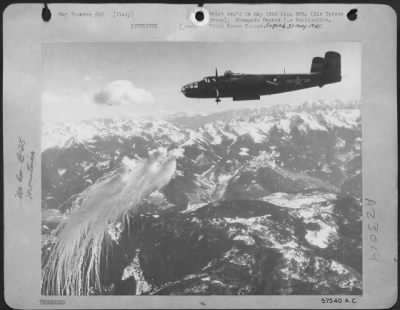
(215, 88, 220, 103)
(215, 68, 221, 104)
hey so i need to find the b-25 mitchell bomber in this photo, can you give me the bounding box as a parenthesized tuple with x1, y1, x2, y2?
(181, 51, 341, 103)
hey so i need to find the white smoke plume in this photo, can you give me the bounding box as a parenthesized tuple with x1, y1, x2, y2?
(42, 148, 180, 295)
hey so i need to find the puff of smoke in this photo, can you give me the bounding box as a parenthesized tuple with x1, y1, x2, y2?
(42, 148, 180, 295)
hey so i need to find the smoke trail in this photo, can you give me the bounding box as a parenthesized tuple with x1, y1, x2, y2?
(42, 148, 182, 295)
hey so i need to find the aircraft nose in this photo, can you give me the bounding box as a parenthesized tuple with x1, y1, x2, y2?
(181, 82, 198, 97)
(181, 85, 188, 95)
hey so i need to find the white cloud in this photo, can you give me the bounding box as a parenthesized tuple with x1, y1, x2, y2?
(42, 81, 156, 123)
(93, 80, 154, 106)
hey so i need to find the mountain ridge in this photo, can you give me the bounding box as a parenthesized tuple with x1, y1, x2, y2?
(41, 100, 362, 295)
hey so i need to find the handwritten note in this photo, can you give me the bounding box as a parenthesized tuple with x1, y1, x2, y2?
(15, 136, 35, 202)
(365, 198, 380, 262)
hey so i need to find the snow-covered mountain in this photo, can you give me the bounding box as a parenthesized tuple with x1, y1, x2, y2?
(42, 119, 187, 151)
(42, 100, 362, 295)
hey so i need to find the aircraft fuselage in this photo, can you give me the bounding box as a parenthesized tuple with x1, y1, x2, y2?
(181, 51, 342, 102)
(182, 73, 340, 101)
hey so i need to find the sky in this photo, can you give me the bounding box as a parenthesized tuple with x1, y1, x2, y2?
(42, 42, 361, 123)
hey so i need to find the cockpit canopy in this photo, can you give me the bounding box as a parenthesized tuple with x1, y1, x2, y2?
(203, 77, 217, 83)
(201, 70, 239, 83)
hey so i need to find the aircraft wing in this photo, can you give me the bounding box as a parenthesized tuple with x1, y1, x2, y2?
(233, 75, 264, 85)
(235, 75, 280, 87)
(265, 79, 279, 87)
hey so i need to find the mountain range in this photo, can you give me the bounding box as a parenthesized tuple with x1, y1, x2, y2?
(41, 100, 362, 295)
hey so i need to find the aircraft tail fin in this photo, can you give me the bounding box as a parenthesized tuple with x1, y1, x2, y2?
(323, 51, 341, 82)
(310, 57, 325, 73)
(310, 51, 341, 83)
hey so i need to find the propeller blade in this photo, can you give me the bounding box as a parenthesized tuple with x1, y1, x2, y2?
(214, 68, 220, 103)
(215, 88, 220, 104)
